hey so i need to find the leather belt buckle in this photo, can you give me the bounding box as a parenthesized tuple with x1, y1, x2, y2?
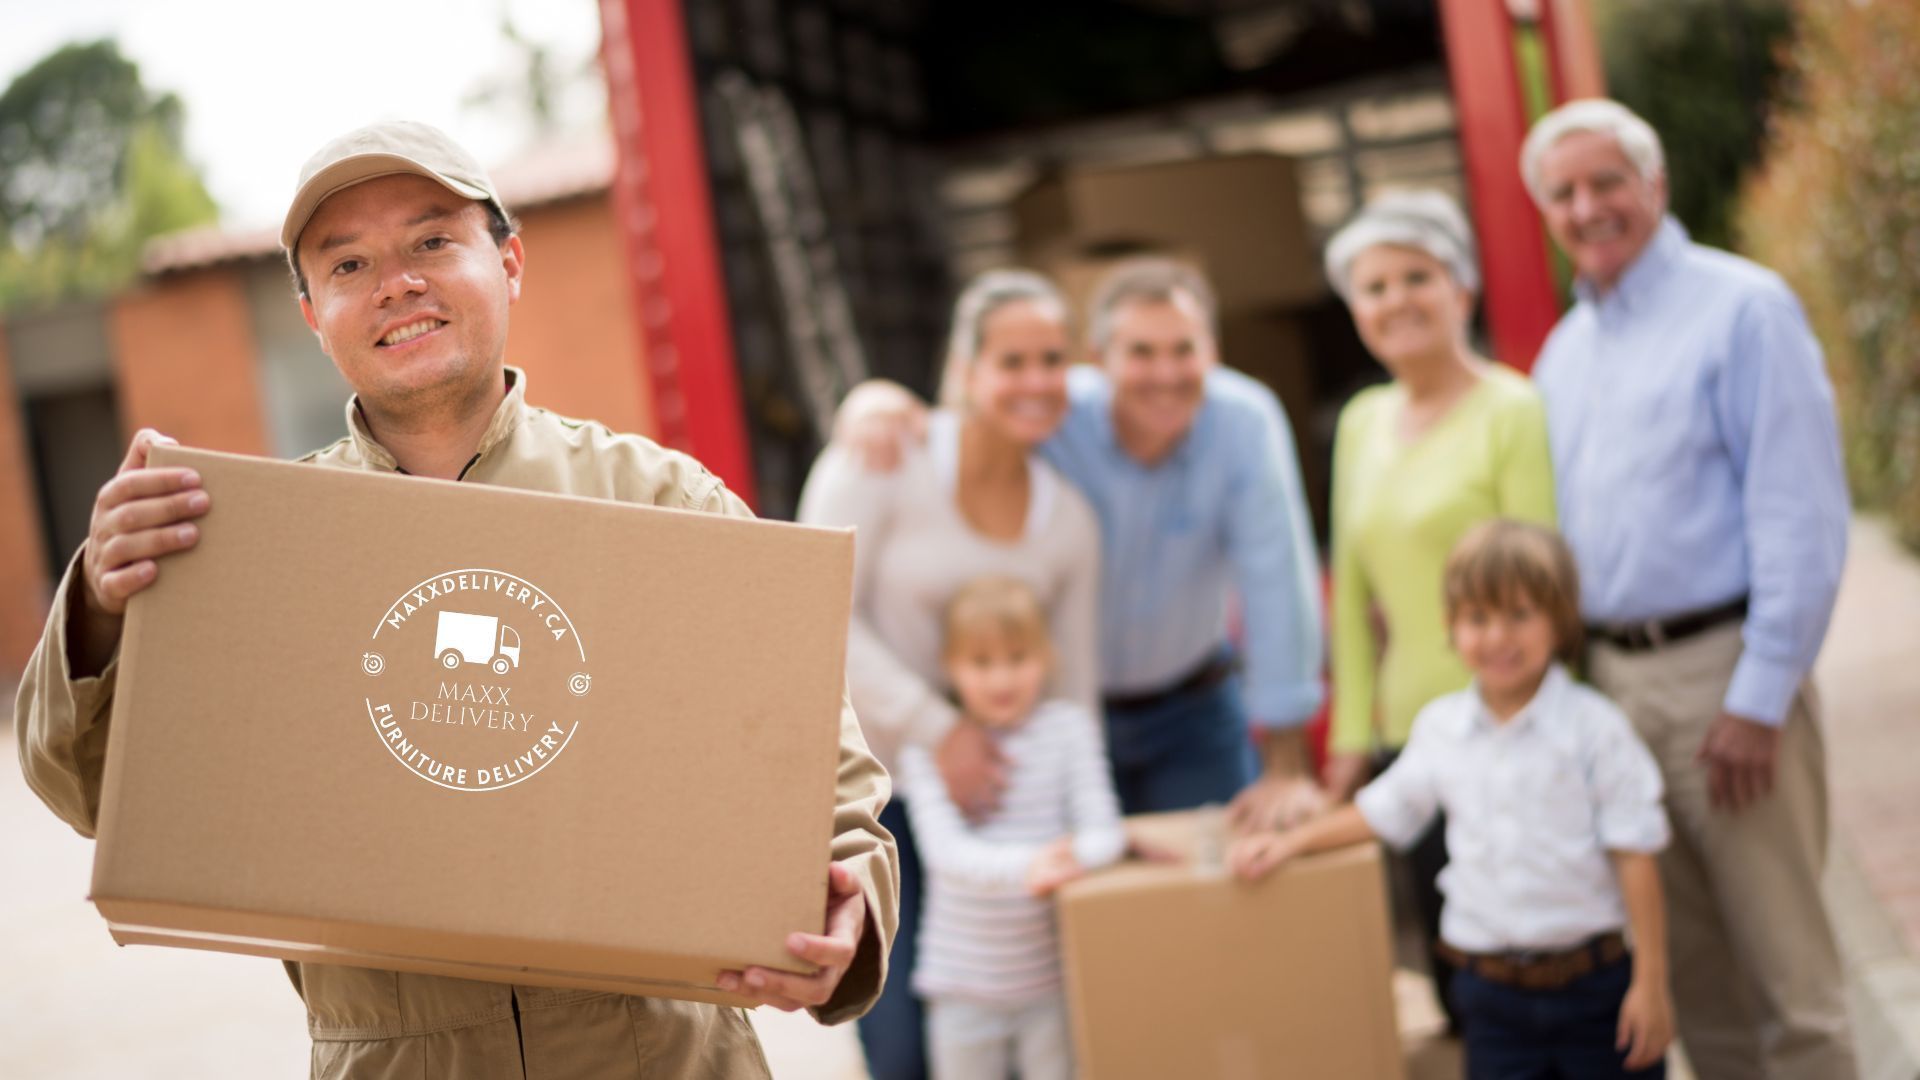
(1608, 619, 1662, 651)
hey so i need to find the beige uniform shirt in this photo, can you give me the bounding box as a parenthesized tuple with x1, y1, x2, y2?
(15, 368, 898, 1080)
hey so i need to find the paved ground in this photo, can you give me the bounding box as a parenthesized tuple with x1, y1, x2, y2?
(1819, 520, 1920, 1078)
(1, 516, 1916, 1078)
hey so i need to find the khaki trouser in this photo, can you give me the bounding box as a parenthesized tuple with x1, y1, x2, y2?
(1589, 622, 1857, 1080)
(300, 971, 773, 1080)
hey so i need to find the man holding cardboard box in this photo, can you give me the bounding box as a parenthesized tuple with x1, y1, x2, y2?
(14, 120, 897, 1078)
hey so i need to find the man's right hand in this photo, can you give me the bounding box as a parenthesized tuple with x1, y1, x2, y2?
(1697, 710, 1781, 814)
(935, 720, 1007, 821)
(70, 429, 209, 675)
(830, 380, 928, 472)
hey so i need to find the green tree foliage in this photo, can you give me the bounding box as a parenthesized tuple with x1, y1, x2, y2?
(1740, 1, 1920, 551)
(1594, 0, 1791, 251)
(0, 40, 217, 310)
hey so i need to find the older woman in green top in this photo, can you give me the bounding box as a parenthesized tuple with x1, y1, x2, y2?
(1323, 189, 1557, 788)
(1321, 190, 1557, 1026)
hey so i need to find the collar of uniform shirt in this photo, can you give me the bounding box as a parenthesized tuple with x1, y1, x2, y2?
(345, 366, 529, 473)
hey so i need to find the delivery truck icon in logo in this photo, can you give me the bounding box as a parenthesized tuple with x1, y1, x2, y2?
(367, 568, 588, 792)
(434, 611, 522, 676)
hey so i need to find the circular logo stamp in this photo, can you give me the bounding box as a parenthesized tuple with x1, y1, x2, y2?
(361, 568, 590, 792)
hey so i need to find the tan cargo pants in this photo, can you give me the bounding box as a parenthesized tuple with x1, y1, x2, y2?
(299, 967, 774, 1080)
(1589, 622, 1857, 1080)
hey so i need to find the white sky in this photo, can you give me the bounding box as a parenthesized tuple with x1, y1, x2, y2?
(0, 0, 607, 229)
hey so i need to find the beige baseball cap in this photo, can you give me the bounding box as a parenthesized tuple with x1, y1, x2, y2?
(280, 120, 510, 256)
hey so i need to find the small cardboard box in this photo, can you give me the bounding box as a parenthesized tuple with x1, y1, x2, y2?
(1059, 811, 1405, 1080)
(90, 446, 855, 1006)
(1013, 154, 1327, 311)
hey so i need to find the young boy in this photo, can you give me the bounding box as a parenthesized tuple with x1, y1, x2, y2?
(897, 576, 1126, 1080)
(1229, 519, 1675, 1078)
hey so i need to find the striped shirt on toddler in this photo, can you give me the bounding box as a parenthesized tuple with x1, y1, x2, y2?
(899, 699, 1125, 1003)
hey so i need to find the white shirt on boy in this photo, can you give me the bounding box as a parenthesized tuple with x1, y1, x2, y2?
(1355, 663, 1669, 954)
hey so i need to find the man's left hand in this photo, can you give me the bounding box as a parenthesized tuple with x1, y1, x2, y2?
(717, 861, 867, 1012)
(1696, 711, 1780, 814)
(1228, 726, 1325, 833)
(1227, 774, 1325, 834)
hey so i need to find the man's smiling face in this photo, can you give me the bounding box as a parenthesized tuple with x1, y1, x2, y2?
(1101, 292, 1214, 455)
(297, 173, 523, 410)
(1535, 129, 1666, 293)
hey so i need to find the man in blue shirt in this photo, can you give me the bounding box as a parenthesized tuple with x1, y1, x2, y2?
(1524, 99, 1856, 1080)
(1046, 261, 1325, 822)
(835, 260, 1326, 827)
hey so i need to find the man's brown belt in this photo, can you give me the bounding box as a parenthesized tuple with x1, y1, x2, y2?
(1587, 595, 1748, 652)
(1436, 932, 1629, 991)
(1101, 654, 1238, 712)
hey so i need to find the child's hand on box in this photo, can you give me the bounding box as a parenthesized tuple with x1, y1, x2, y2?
(1026, 837, 1085, 897)
(1616, 971, 1674, 1070)
(1124, 834, 1184, 865)
(1228, 804, 1373, 881)
(1226, 830, 1299, 881)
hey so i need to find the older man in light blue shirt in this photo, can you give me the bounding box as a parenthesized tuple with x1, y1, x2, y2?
(1526, 99, 1855, 1080)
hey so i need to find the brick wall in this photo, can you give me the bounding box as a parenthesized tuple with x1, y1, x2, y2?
(0, 328, 51, 671)
(507, 197, 656, 439)
(108, 269, 271, 455)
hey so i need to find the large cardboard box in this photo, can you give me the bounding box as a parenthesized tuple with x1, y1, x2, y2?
(89, 446, 855, 1006)
(1013, 155, 1326, 311)
(1060, 811, 1405, 1080)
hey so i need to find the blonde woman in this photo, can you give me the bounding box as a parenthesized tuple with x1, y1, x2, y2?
(797, 270, 1101, 1080)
